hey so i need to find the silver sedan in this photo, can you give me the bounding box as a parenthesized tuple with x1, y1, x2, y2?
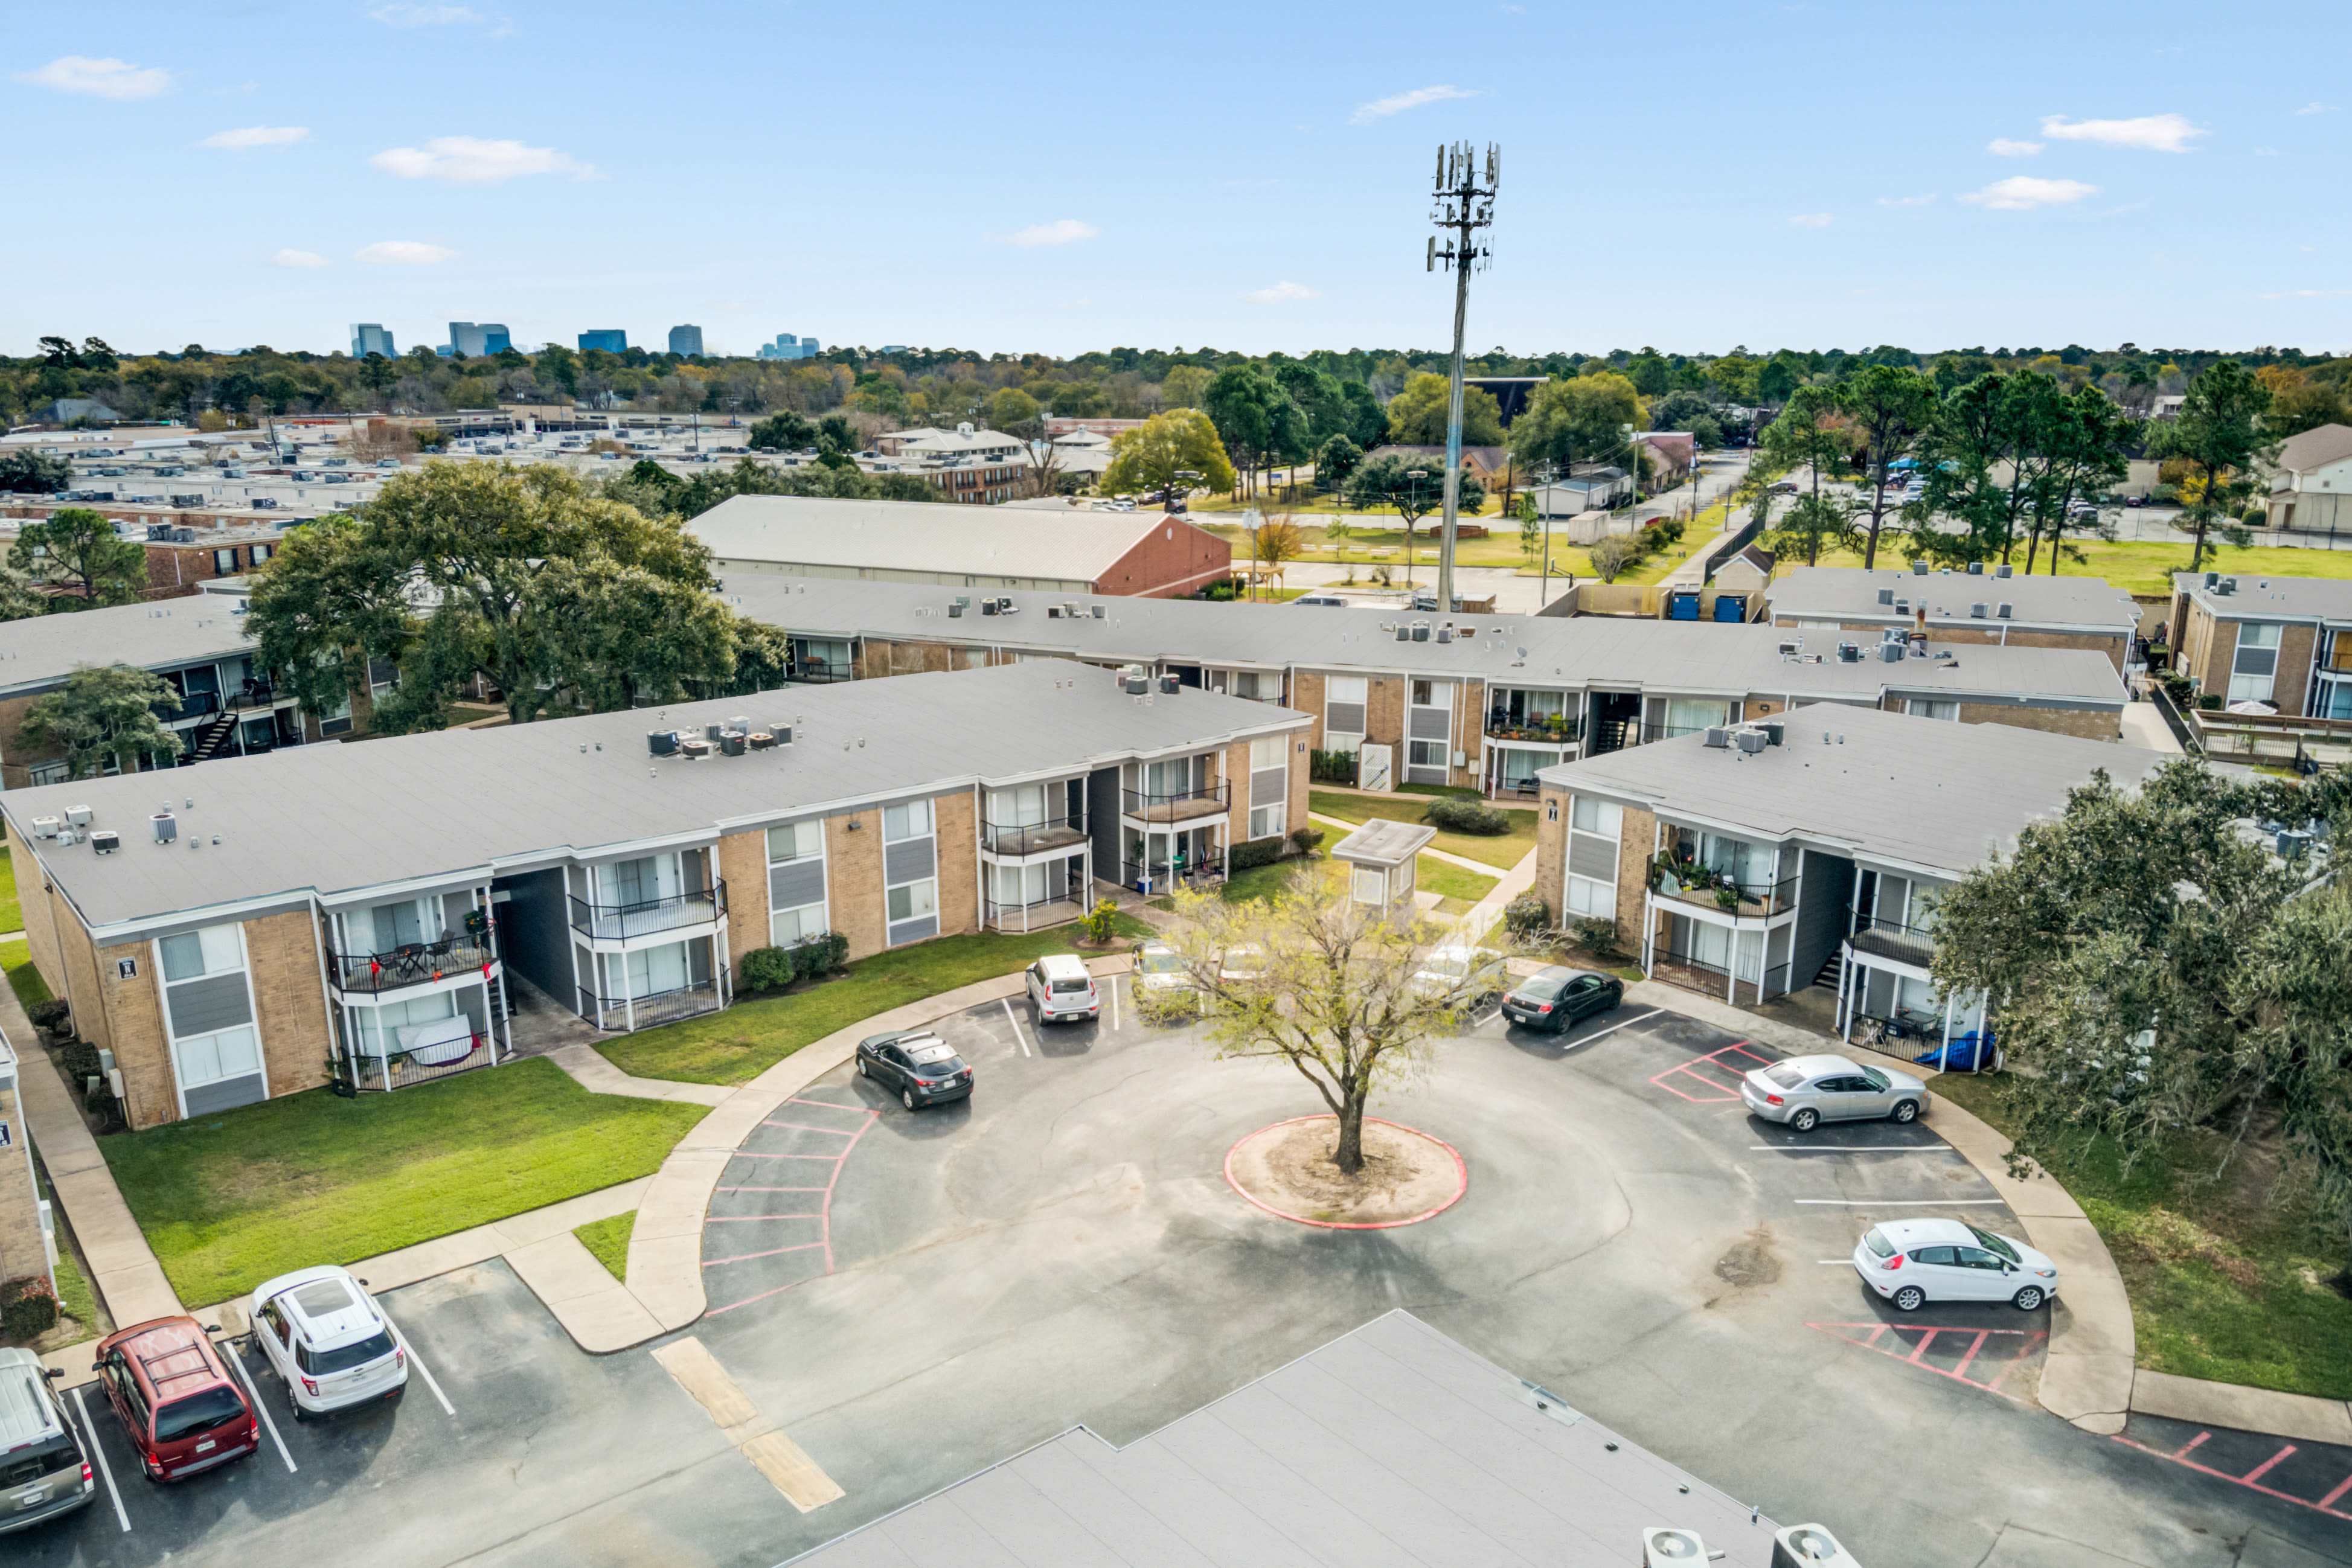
(1740, 1053, 1930, 1133)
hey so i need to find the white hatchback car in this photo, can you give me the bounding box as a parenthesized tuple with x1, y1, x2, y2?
(248, 1266, 408, 1419)
(1851, 1217, 2059, 1313)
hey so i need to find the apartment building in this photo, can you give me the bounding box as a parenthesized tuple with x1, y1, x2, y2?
(1, 662, 1308, 1130)
(1767, 564, 2144, 672)
(0, 599, 365, 790)
(1532, 705, 2188, 1050)
(693, 496, 1232, 598)
(2168, 570, 2352, 720)
(719, 574, 2132, 796)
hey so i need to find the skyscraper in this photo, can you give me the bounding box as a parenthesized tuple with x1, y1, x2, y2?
(578, 329, 627, 354)
(667, 324, 704, 357)
(350, 323, 397, 359)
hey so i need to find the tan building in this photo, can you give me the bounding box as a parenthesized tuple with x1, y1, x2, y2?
(1766, 563, 2143, 673)
(2, 662, 1308, 1129)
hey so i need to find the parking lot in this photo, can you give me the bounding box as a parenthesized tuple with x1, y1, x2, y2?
(19, 983, 2350, 1566)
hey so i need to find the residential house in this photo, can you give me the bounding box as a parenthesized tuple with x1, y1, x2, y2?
(0, 598, 366, 790)
(1, 661, 1309, 1129)
(1766, 563, 2144, 673)
(2168, 569, 2352, 720)
(691, 494, 1232, 598)
(2263, 423, 2352, 538)
(1532, 704, 2190, 1050)
(716, 574, 2132, 799)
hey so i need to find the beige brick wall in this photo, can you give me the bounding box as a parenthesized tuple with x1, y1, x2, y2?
(1955, 703, 2119, 740)
(245, 910, 330, 1100)
(95, 936, 173, 1131)
(935, 790, 979, 936)
(825, 809, 888, 962)
(717, 828, 770, 966)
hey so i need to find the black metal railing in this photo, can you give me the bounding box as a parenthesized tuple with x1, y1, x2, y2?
(1121, 781, 1229, 821)
(982, 812, 1088, 856)
(568, 880, 726, 940)
(328, 930, 499, 993)
(1120, 852, 1226, 893)
(578, 978, 723, 1032)
(1847, 915, 1936, 969)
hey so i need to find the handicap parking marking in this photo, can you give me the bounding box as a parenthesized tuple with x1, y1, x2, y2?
(68, 1384, 131, 1533)
(1647, 1039, 1778, 1102)
(224, 1338, 300, 1473)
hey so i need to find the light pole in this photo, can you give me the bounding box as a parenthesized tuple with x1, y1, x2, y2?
(1426, 141, 1498, 619)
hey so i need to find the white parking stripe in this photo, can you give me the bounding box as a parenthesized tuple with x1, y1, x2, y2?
(393, 1325, 457, 1415)
(71, 1384, 130, 1532)
(1793, 1198, 2005, 1206)
(1001, 999, 1033, 1057)
(228, 1343, 300, 1473)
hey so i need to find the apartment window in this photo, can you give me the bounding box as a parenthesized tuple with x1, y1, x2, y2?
(2228, 622, 2281, 704)
(157, 923, 266, 1116)
(1905, 699, 1961, 722)
(766, 821, 828, 947)
(883, 800, 939, 946)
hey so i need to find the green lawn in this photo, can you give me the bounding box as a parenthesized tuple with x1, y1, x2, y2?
(1417, 854, 1500, 915)
(2, 939, 51, 1010)
(599, 918, 1150, 1086)
(1309, 790, 1537, 871)
(100, 1057, 705, 1308)
(0, 846, 19, 934)
(575, 1211, 635, 1282)
(1802, 538, 2352, 599)
(1935, 1073, 2352, 1400)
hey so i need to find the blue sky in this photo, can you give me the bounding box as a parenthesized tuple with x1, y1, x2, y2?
(6, 1, 2347, 360)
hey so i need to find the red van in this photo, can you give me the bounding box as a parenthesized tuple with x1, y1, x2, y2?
(90, 1318, 257, 1482)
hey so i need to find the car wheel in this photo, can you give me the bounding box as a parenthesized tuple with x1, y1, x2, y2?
(2013, 1285, 2046, 1311)
(901, 1087, 917, 1112)
(1789, 1107, 1819, 1133)
(1891, 1099, 1919, 1124)
(1891, 1285, 1926, 1313)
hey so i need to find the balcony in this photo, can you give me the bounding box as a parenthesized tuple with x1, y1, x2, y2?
(328, 930, 499, 994)
(1847, 915, 1936, 970)
(568, 880, 726, 941)
(1122, 781, 1229, 824)
(579, 978, 723, 1032)
(1120, 851, 1226, 894)
(982, 811, 1088, 857)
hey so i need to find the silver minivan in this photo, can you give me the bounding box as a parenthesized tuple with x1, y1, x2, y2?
(0, 1348, 95, 1534)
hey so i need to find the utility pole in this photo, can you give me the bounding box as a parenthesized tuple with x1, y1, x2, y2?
(1427, 140, 1498, 618)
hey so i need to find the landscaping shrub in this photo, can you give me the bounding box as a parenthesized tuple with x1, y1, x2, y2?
(1424, 796, 1510, 835)
(1228, 836, 1286, 871)
(0, 1275, 58, 1339)
(1502, 892, 1551, 939)
(1287, 826, 1325, 858)
(738, 946, 797, 994)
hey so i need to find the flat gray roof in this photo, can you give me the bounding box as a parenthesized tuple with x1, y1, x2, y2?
(723, 574, 2126, 709)
(0, 600, 257, 698)
(2171, 571, 2352, 626)
(789, 1311, 1780, 1567)
(1538, 702, 2185, 878)
(4, 660, 1307, 937)
(1766, 565, 2142, 634)
(690, 494, 1191, 583)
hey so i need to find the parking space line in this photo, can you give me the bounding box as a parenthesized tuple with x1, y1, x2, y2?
(70, 1385, 130, 1533)
(1793, 1198, 2005, 1206)
(1001, 999, 1033, 1057)
(226, 1342, 300, 1472)
(391, 1326, 457, 1416)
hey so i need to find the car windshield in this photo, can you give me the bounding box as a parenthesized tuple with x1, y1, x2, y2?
(1862, 1227, 1895, 1258)
(1861, 1067, 1890, 1092)
(297, 1328, 396, 1377)
(907, 1043, 958, 1066)
(1516, 974, 1566, 999)
(1138, 951, 1185, 974)
(153, 1385, 246, 1442)
(1764, 1065, 1806, 1090)
(1966, 1225, 2020, 1263)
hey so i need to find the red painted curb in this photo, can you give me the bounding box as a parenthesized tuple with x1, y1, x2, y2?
(1222, 1115, 1469, 1230)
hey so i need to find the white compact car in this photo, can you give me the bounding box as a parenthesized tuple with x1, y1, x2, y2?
(248, 1266, 408, 1418)
(1852, 1218, 2059, 1313)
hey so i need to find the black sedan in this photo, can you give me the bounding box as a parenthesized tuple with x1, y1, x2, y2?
(856, 1029, 973, 1111)
(1500, 967, 1624, 1032)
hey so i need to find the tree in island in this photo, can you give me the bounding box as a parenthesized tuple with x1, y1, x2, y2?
(1143, 863, 1467, 1176)
(19, 664, 184, 779)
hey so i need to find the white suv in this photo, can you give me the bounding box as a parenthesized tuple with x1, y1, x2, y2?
(1025, 954, 1098, 1023)
(249, 1266, 408, 1419)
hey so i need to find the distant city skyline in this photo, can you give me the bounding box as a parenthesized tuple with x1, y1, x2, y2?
(5, 1, 2347, 357)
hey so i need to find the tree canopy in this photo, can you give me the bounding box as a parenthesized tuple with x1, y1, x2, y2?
(8, 508, 146, 608)
(19, 664, 184, 779)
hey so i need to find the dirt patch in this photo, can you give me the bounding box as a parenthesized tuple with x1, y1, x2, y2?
(1713, 1227, 1783, 1288)
(1225, 1116, 1466, 1229)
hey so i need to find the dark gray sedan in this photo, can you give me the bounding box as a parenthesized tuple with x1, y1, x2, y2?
(1741, 1052, 1929, 1133)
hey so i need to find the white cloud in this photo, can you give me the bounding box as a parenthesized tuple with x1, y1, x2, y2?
(368, 4, 481, 23)
(201, 125, 309, 149)
(1877, 193, 1936, 206)
(1988, 138, 2044, 156)
(2294, 102, 2339, 115)
(1787, 213, 1833, 228)
(998, 219, 1098, 246)
(1246, 281, 1320, 304)
(353, 240, 456, 264)
(18, 56, 173, 100)
(2039, 113, 2205, 152)
(271, 249, 327, 268)
(1350, 85, 1476, 124)
(369, 136, 595, 183)
(1960, 176, 2100, 210)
